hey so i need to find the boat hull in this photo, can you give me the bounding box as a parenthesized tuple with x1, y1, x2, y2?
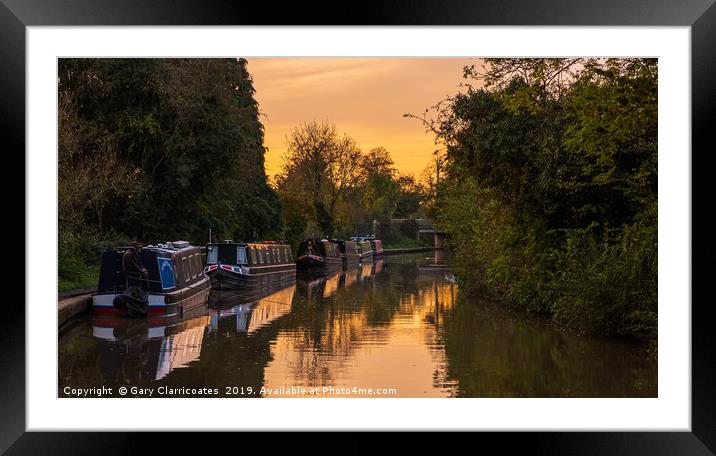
(206, 264, 296, 291)
(296, 254, 343, 271)
(342, 253, 360, 266)
(92, 277, 211, 317)
(358, 251, 374, 262)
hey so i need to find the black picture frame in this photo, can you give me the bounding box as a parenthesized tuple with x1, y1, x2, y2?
(3, 0, 712, 453)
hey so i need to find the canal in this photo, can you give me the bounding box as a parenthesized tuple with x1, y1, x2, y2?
(58, 253, 656, 397)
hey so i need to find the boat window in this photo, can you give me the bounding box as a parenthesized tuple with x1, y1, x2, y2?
(207, 246, 218, 265)
(249, 247, 256, 264)
(258, 248, 263, 264)
(194, 254, 203, 277)
(218, 244, 237, 264)
(191, 254, 197, 279)
(182, 256, 190, 282)
(237, 246, 247, 264)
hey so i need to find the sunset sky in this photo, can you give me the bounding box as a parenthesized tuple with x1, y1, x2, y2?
(246, 58, 482, 180)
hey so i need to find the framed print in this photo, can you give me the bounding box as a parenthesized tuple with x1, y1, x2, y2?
(5, 0, 713, 453)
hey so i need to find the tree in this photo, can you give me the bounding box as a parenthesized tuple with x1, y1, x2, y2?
(360, 146, 396, 178)
(58, 88, 142, 233)
(276, 126, 427, 241)
(276, 121, 362, 236)
(393, 174, 423, 218)
(58, 58, 281, 287)
(407, 58, 658, 345)
(418, 150, 446, 217)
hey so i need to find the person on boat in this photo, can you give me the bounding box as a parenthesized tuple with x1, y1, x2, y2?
(123, 241, 148, 289)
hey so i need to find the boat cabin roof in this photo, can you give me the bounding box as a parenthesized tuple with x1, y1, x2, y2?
(332, 239, 357, 254)
(97, 242, 205, 293)
(206, 241, 293, 266)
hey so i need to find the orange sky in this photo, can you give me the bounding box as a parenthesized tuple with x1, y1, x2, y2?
(246, 58, 481, 180)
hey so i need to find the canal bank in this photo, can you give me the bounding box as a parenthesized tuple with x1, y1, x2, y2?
(58, 291, 93, 330)
(382, 246, 433, 254)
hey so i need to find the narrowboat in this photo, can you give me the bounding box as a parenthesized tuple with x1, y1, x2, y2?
(203, 241, 296, 291)
(92, 241, 210, 317)
(334, 239, 360, 266)
(296, 238, 343, 270)
(351, 237, 374, 262)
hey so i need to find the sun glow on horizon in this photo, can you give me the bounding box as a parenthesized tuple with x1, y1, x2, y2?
(247, 57, 482, 179)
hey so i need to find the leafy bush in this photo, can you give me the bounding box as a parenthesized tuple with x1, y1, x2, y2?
(550, 210, 657, 343)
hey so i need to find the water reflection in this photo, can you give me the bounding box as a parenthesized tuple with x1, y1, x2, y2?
(322, 270, 341, 298)
(58, 253, 656, 397)
(209, 285, 295, 334)
(90, 306, 210, 384)
(263, 259, 460, 396)
(360, 261, 372, 281)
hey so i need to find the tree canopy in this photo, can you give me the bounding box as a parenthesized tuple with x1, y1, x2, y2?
(58, 58, 280, 288)
(275, 121, 427, 246)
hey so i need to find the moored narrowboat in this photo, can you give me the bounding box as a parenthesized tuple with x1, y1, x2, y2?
(204, 241, 296, 291)
(296, 238, 343, 270)
(334, 239, 360, 266)
(351, 237, 374, 262)
(92, 241, 211, 317)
